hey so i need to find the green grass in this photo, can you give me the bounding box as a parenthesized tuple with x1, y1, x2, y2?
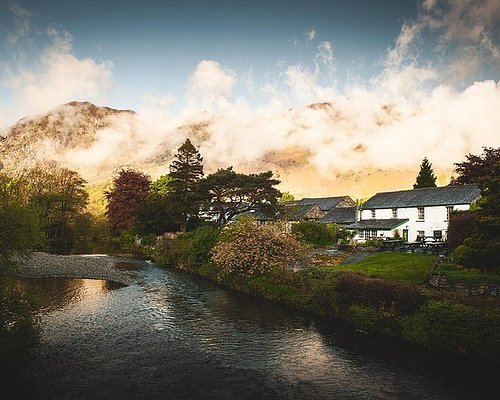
(435, 265, 500, 285)
(332, 252, 438, 283)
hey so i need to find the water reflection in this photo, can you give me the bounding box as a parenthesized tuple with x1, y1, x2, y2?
(17, 278, 125, 314)
(7, 265, 496, 400)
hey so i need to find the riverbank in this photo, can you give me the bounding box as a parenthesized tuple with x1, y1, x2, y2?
(149, 239, 500, 366)
(16, 252, 137, 285)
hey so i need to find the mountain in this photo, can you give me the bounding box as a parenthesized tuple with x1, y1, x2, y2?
(0, 101, 450, 199)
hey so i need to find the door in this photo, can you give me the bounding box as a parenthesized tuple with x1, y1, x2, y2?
(403, 229, 409, 242)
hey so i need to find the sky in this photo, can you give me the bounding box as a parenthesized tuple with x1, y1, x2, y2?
(0, 0, 499, 196)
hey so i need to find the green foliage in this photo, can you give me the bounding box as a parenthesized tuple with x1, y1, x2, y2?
(135, 194, 180, 235)
(434, 262, 500, 285)
(451, 146, 500, 185)
(335, 252, 437, 283)
(402, 300, 500, 361)
(347, 305, 400, 336)
(447, 211, 476, 249)
(197, 167, 281, 226)
(279, 191, 295, 203)
(413, 157, 437, 189)
(23, 162, 88, 252)
(456, 161, 500, 271)
(0, 278, 40, 361)
(334, 272, 424, 314)
(153, 226, 220, 271)
(291, 221, 337, 246)
(168, 139, 204, 230)
(105, 169, 151, 234)
(0, 173, 45, 268)
(151, 174, 174, 196)
(212, 218, 307, 276)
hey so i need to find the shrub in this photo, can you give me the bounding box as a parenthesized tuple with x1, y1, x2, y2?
(447, 211, 476, 249)
(212, 219, 308, 277)
(402, 300, 500, 361)
(153, 226, 221, 271)
(334, 272, 424, 314)
(291, 221, 337, 246)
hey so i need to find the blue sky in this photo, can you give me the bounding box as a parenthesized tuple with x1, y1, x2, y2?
(1, 0, 421, 113)
(0, 0, 498, 196)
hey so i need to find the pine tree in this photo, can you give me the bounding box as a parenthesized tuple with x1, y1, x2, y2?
(168, 139, 204, 230)
(413, 157, 437, 189)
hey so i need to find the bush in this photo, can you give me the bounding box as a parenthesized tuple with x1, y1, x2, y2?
(402, 300, 500, 361)
(153, 226, 221, 271)
(291, 221, 337, 246)
(334, 272, 424, 314)
(212, 218, 308, 277)
(447, 211, 476, 249)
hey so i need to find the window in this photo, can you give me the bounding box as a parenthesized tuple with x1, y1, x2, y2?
(417, 207, 425, 221)
(417, 230, 425, 241)
(433, 230, 443, 240)
(392, 208, 398, 218)
(446, 206, 453, 221)
(363, 229, 377, 239)
(371, 210, 376, 219)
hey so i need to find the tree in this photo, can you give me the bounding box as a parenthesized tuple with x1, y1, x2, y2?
(0, 173, 45, 269)
(23, 162, 88, 250)
(197, 167, 281, 226)
(105, 169, 151, 234)
(151, 174, 174, 196)
(135, 194, 180, 235)
(279, 191, 295, 203)
(413, 157, 437, 189)
(168, 139, 204, 230)
(455, 161, 500, 271)
(451, 147, 500, 185)
(211, 218, 307, 277)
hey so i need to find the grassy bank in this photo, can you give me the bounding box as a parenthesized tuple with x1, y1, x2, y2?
(147, 227, 500, 365)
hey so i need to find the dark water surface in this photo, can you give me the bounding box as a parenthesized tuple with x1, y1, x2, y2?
(6, 259, 497, 399)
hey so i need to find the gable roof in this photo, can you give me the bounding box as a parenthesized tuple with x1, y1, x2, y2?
(348, 219, 409, 230)
(284, 203, 325, 221)
(362, 184, 481, 209)
(292, 196, 355, 211)
(319, 207, 357, 224)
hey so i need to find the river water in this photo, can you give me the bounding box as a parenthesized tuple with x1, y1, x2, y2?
(5, 258, 497, 399)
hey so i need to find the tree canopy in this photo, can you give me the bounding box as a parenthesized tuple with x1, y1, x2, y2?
(451, 147, 500, 186)
(413, 157, 437, 189)
(167, 139, 204, 230)
(197, 167, 281, 226)
(105, 169, 151, 234)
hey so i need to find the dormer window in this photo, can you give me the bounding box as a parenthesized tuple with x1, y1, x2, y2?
(392, 208, 398, 218)
(371, 210, 376, 219)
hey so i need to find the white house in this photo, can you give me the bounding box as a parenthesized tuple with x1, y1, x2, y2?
(349, 184, 481, 242)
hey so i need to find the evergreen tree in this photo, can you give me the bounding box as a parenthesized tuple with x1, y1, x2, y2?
(413, 157, 437, 189)
(168, 139, 204, 230)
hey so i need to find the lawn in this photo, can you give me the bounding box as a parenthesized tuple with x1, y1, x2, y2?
(332, 252, 438, 284)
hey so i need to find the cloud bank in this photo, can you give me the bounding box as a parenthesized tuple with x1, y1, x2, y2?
(1, 0, 499, 197)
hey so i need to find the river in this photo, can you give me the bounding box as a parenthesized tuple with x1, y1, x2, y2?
(4, 258, 497, 399)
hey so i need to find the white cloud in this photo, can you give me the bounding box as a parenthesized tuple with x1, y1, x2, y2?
(306, 28, 316, 41)
(6, 1, 32, 44)
(1, 28, 113, 125)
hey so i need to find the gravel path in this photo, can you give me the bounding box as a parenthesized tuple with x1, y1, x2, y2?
(16, 252, 139, 285)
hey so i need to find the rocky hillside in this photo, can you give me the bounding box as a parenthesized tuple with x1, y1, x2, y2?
(0, 101, 135, 171)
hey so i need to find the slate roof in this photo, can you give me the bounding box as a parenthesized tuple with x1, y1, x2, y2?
(348, 219, 409, 230)
(237, 209, 276, 221)
(319, 207, 357, 225)
(284, 204, 323, 221)
(362, 184, 480, 209)
(292, 196, 355, 211)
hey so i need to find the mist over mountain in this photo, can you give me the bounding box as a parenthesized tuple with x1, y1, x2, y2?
(0, 97, 495, 199)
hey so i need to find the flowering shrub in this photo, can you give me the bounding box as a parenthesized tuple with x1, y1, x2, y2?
(211, 219, 307, 276)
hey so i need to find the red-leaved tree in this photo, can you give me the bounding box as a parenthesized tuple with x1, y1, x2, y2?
(105, 169, 151, 233)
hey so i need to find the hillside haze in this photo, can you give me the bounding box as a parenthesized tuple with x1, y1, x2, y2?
(0, 101, 452, 199)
